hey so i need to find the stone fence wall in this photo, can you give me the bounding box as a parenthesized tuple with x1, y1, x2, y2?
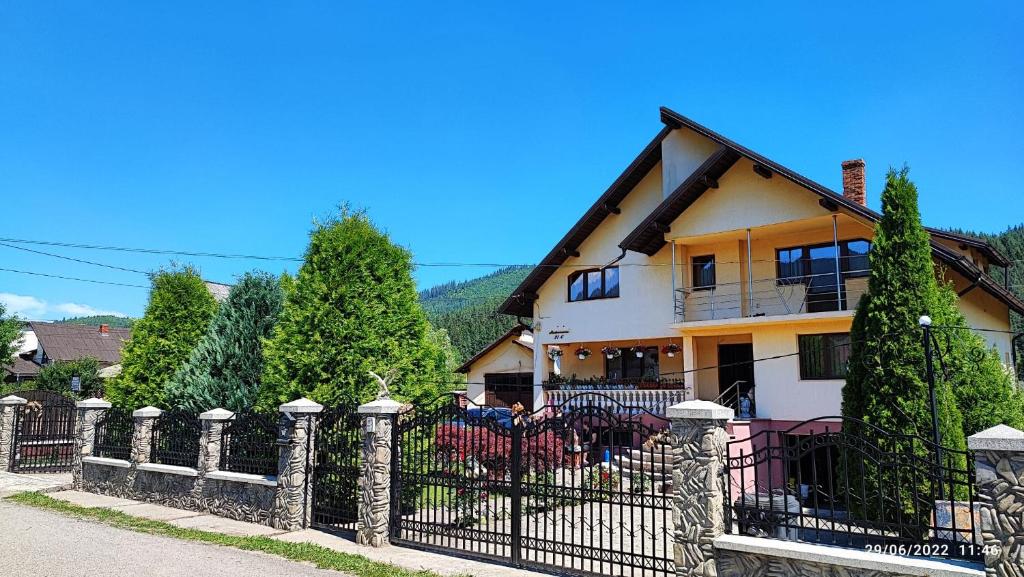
(3, 394, 1021, 576)
(71, 397, 323, 531)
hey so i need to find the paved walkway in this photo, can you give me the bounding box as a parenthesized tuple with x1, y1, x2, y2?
(0, 470, 72, 497)
(0, 499, 341, 577)
(37, 490, 548, 577)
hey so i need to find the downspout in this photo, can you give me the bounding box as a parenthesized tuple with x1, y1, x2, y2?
(1013, 333, 1024, 384)
(671, 242, 678, 321)
(832, 215, 842, 311)
(746, 228, 753, 316)
(957, 273, 982, 297)
(604, 249, 627, 269)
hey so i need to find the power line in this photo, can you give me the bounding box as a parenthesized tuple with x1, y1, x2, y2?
(0, 267, 150, 289)
(0, 242, 151, 275)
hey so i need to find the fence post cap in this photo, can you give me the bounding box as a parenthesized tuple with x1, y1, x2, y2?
(279, 397, 324, 414)
(199, 408, 235, 421)
(358, 398, 402, 415)
(0, 395, 28, 406)
(968, 424, 1024, 452)
(132, 406, 163, 418)
(77, 398, 112, 409)
(666, 400, 733, 421)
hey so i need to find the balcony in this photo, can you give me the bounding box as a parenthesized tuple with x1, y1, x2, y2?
(544, 377, 687, 415)
(673, 271, 868, 324)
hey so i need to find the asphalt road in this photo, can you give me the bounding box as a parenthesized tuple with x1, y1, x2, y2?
(0, 501, 346, 577)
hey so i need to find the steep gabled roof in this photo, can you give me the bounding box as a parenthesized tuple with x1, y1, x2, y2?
(30, 322, 131, 365)
(497, 127, 672, 317)
(620, 107, 1021, 314)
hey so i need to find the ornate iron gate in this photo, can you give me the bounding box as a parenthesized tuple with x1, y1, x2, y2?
(311, 405, 363, 530)
(392, 394, 674, 577)
(9, 390, 78, 473)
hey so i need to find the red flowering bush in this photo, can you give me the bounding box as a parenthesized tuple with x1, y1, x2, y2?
(435, 423, 568, 477)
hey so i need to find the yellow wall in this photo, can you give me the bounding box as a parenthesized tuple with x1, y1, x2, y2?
(466, 338, 535, 405)
(944, 270, 1014, 363)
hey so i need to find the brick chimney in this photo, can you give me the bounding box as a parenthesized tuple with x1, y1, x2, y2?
(841, 159, 866, 206)
(98, 324, 109, 334)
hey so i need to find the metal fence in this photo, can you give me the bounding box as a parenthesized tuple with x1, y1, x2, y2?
(93, 407, 134, 460)
(149, 410, 201, 468)
(219, 411, 279, 476)
(724, 416, 980, 562)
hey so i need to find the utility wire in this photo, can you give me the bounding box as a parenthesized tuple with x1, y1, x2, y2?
(0, 267, 150, 289)
(0, 242, 151, 275)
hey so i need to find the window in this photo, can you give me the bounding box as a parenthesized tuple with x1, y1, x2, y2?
(777, 247, 804, 283)
(692, 255, 716, 290)
(605, 346, 660, 380)
(567, 266, 620, 302)
(775, 239, 872, 285)
(798, 333, 851, 380)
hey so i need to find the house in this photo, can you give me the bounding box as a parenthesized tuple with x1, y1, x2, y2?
(456, 327, 536, 408)
(10, 322, 132, 378)
(461, 107, 1022, 432)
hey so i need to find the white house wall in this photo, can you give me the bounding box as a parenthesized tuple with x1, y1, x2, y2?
(535, 161, 676, 345)
(465, 340, 535, 405)
(661, 128, 720, 199)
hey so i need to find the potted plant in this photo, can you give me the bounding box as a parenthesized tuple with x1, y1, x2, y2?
(574, 346, 592, 360)
(601, 346, 620, 360)
(630, 345, 645, 358)
(547, 346, 563, 361)
(662, 343, 681, 358)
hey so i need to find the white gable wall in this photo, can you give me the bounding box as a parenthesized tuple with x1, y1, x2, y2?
(534, 161, 676, 345)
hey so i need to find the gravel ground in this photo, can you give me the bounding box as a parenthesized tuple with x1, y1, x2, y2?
(0, 500, 345, 577)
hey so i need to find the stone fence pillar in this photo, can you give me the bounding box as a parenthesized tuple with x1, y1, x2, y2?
(131, 406, 162, 464)
(198, 408, 234, 475)
(0, 395, 27, 471)
(667, 400, 732, 577)
(270, 398, 322, 531)
(73, 398, 111, 487)
(356, 398, 401, 547)
(968, 424, 1024, 576)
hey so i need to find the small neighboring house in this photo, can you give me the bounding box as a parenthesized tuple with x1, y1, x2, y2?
(461, 106, 1023, 430)
(3, 322, 132, 383)
(456, 328, 535, 408)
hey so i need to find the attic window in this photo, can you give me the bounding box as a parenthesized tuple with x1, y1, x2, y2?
(568, 267, 620, 302)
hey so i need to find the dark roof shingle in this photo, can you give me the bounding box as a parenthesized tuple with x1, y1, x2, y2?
(30, 322, 131, 365)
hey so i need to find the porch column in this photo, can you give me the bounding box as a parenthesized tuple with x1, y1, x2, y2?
(0, 395, 27, 471)
(532, 319, 545, 411)
(356, 398, 402, 547)
(682, 336, 696, 401)
(968, 424, 1024, 576)
(668, 400, 732, 577)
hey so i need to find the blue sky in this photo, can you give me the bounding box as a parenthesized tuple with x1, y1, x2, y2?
(1, 2, 1021, 320)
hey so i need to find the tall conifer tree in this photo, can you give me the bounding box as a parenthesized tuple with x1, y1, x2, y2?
(165, 272, 284, 413)
(107, 267, 218, 408)
(259, 208, 454, 408)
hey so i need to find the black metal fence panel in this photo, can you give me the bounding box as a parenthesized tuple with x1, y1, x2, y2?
(9, 390, 77, 473)
(724, 416, 981, 562)
(93, 407, 134, 461)
(219, 411, 279, 476)
(311, 405, 362, 531)
(149, 410, 201, 468)
(392, 393, 674, 577)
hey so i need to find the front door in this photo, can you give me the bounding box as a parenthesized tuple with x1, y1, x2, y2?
(717, 343, 754, 405)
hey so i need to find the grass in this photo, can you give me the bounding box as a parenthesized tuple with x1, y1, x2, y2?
(6, 492, 454, 577)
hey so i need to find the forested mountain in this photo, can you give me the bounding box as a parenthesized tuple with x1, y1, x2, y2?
(958, 224, 1024, 336)
(420, 266, 531, 361)
(57, 315, 135, 328)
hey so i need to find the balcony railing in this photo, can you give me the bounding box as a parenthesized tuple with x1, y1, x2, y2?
(546, 388, 686, 416)
(674, 270, 868, 323)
